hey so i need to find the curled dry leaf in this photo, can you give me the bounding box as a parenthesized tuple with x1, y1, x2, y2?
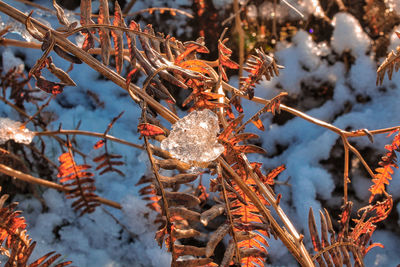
(169, 207, 201, 222)
(98, 0, 111, 66)
(205, 223, 230, 257)
(111, 1, 125, 74)
(200, 204, 225, 226)
(25, 11, 44, 41)
(164, 191, 201, 208)
(159, 173, 199, 187)
(137, 123, 166, 137)
(53, 0, 70, 26)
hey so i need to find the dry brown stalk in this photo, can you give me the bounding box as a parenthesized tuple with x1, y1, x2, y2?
(0, 163, 121, 209)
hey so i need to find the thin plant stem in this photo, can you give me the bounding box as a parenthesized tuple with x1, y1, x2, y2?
(341, 135, 350, 203)
(233, 0, 244, 86)
(143, 136, 177, 264)
(218, 164, 241, 264)
(36, 129, 143, 150)
(218, 157, 314, 266)
(21, 95, 54, 128)
(0, 163, 121, 209)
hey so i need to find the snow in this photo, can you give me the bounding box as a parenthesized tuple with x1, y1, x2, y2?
(0, 117, 34, 145)
(2, 49, 24, 73)
(0, 0, 400, 266)
(331, 13, 371, 57)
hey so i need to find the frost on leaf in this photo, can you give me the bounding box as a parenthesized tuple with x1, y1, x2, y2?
(0, 118, 34, 145)
(161, 109, 224, 164)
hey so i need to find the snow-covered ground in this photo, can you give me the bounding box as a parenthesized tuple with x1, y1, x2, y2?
(1, 0, 400, 266)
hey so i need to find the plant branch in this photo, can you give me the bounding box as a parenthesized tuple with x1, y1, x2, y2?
(143, 136, 177, 263)
(0, 163, 121, 209)
(35, 130, 143, 150)
(218, 157, 314, 266)
(218, 164, 241, 264)
(0, 1, 179, 124)
(341, 135, 350, 203)
(233, 0, 244, 85)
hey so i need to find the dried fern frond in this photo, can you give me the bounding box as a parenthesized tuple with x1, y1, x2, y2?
(240, 48, 283, 99)
(93, 112, 125, 177)
(376, 33, 400, 85)
(369, 129, 400, 201)
(0, 187, 71, 266)
(57, 146, 100, 215)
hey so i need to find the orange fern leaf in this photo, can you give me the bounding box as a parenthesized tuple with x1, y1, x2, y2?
(57, 149, 100, 215)
(369, 129, 400, 202)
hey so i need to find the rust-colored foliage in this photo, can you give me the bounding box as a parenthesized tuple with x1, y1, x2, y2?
(309, 194, 394, 267)
(240, 48, 282, 99)
(80, 0, 95, 51)
(218, 38, 239, 81)
(218, 115, 266, 164)
(215, 112, 286, 265)
(93, 112, 125, 177)
(25, 13, 78, 95)
(111, 1, 125, 74)
(369, 129, 400, 202)
(227, 163, 271, 266)
(137, 123, 166, 137)
(98, 0, 111, 65)
(0, 188, 72, 266)
(57, 147, 100, 215)
(6, 1, 398, 266)
(135, 174, 162, 213)
(376, 32, 400, 85)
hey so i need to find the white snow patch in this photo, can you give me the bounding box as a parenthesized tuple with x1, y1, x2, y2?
(331, 13, 371, 57)
(0, 118, 34, 145)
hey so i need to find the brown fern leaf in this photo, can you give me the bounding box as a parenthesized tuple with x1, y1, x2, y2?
(239, 92, 288, 132)
(53, 0, 76, 30)
(309, 207, 356, 267)
(92, 111, 125, 177)
(308, 208, 334, 267)
(139, 137, 221, 265)
(369, 129, 400, 202)
(57, 148, 100, 215)
(218, 38, 239, 81)
(174, 41, 209, 65)
(309, 196, 393, 267)
(0, 193, 28, 261)
(218, 115, 266, 165)
(125, 20, 139, 84)
(26, 244, 72, 267)
(98, 0, 111, 65)
(80, 0, 95, 51)
(135, 174, 162, 213)
(240, 48, 283, 99)
(228, 163, 270, 266)
(376, 34, 400, 85)
(352, 196, 392, 254)
(111, 1, 125, 74)
(93, 153, 124, 177)
(0, 189, 71, 267)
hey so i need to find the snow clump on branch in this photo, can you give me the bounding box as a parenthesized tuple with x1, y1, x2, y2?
(0, 118, 34, 145)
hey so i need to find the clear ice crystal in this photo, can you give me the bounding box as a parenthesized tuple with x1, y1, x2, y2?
(6, 17, 34, 42)
(0, 118, 34, 145)
(161, 109, 224, 164)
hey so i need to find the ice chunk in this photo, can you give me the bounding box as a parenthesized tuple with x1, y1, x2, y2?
(161, 109, 224, 164)
(0, 118, 34, 145)
(6, 17, 34, 42)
